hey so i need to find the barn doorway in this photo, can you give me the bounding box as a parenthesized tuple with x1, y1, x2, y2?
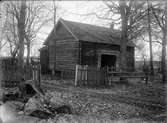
(101, 54, 116, 69)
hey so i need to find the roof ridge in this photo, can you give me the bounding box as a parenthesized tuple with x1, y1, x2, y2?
(61, 19, 122, 41)
(44, 18, 134, 47)
(59, 19, 79, 41)
(60, 19, 111, 30)
(60, 19, 122, 40)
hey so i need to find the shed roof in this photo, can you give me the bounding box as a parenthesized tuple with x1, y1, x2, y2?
(44, 18, 134, 47)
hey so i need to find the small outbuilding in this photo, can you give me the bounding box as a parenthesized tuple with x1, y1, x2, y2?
(40, 19, 135, 77)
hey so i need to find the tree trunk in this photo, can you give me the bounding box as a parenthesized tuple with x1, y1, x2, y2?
(26, 43, 30, 65)
(147, 1, 154, 76)
(161, 30, 166, 82)
(119, 1, 128, 72)
(0, 36, 1, 56)
(120, 34, 128, 71)
(17, 0, 26, 80)
(0, 3, 2, 56)
(161, 5, 167, 83)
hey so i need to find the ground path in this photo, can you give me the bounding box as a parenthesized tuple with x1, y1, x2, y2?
(41, 80, 166, 121)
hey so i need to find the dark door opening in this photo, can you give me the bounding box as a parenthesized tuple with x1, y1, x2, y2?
(101, 54, 116, 69)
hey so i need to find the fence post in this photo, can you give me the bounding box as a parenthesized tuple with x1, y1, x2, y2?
(61, 70, 64, 79)
(34, 65, 37, 81)
(75, 65, 79, 86)
(82, 65, 85, 85)
(37, 64, 41, 86)
(85, 65, 88, 85)
(32, 65, 35, 81)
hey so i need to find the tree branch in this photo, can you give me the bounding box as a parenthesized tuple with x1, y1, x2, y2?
(152, 6, 164, 29)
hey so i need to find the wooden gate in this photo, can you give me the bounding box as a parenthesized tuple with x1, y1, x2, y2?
(24, 64, 41, 82)
(75, 65, 107, 87)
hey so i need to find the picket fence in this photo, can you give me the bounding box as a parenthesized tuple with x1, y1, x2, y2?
(75, 65, 109, 87)
(24, 64, 41, 82)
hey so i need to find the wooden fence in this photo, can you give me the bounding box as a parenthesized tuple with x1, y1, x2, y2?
(0, 57, 41, 87)
(24, 64, 41, 82)
(0, 58, 19, 87)
(24, 65, 32, 80)
(75, 65, 108, 87)
(61, 69, 75, 79)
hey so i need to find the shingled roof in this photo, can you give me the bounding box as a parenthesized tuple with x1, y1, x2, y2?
(44, 18, 134, 47)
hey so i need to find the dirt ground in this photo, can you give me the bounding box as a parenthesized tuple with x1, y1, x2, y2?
(0, 79, 166, 123)
(41, 79, 167, 122)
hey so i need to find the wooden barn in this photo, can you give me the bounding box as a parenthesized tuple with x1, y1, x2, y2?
(40, 19, 135, 78)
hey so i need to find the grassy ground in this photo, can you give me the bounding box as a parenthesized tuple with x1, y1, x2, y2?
(41, 79, 167, 122)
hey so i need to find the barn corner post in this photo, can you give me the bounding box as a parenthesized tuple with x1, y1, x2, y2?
(75, 64, 79, 86)
(74, 40, 81, 87)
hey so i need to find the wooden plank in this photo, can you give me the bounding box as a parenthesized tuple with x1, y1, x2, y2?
(75, 65, 107, 87)
(54, 39, 79, 71)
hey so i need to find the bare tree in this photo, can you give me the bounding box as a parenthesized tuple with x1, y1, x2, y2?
(0, 1, 4, 53)
(3, 1, 26, 60)
(4, 4, 19, 57)
(17, 0, 26, 78)
(152, 2, 167, 82)
(3, 1, 52, 61)
(3, 0, 53, 81)
(24, 1, 52, 65)
(147, 0, 154, 76)
(46, 0, 61, 76)
(103, 0, 148, 71)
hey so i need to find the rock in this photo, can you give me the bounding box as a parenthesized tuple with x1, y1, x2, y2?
(18, 111, 24, 115)
(24, 95, 44, 115)
(29, 110, 54, 119)
(7, 101, 24, 112)
(54, 105, 72, 114)
(50, 96, 66, 107)
(0, 102, 39, 123)
(0, 102, 17, 123)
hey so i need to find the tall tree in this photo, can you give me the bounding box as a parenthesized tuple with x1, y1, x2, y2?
(3, 1, 26, 60)
(103, 0, 148, 71)
(24, 1, 52, 65)
(152, 2, 167, 82)
(147, 0, 154, 76)
(49, 0, 60, 76)
(3, 1, 52, 62)
(0, 2, 13, 54)
(52, 0, 57, 76)
(17, 0, 26, 78)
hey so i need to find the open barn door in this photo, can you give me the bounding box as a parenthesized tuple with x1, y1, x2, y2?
(101, 54, 116, 71)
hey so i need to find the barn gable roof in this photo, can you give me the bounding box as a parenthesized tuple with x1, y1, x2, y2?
(44, 18, 134, 47)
